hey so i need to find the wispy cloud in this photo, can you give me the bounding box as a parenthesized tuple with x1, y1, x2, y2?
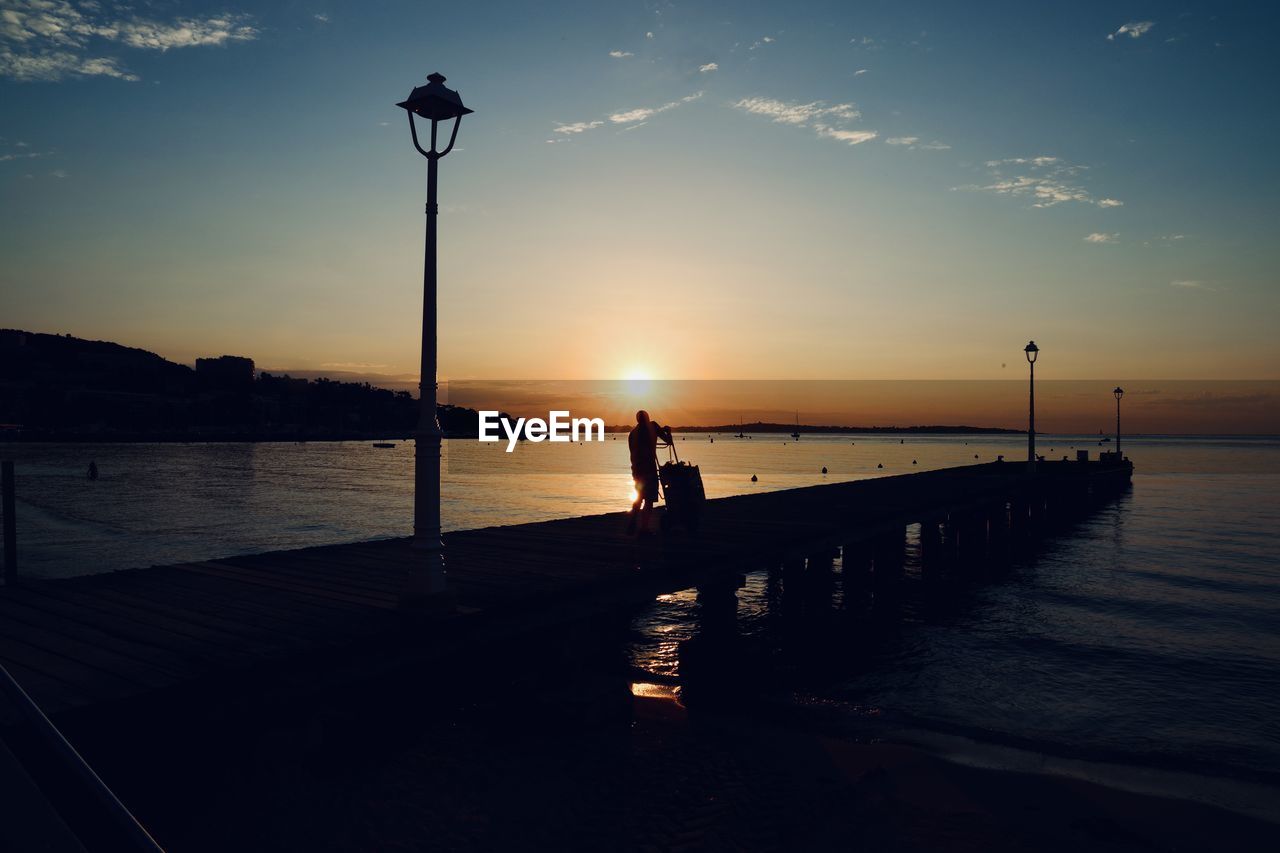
(699, 62, 717, 73)
(609, 50, 632, 58)
(1085, 232, 1118, 243)
(732, 96, 876, 147)
(313, 14, 330, 24)
(0, 0, 258, 81)
(732, 97, 859, 126)
(0, 149, 51, 162)
(731, 97, 880, 148)
(884, 136, 951, 151)
(958, 156, 1122, 209)
(553, 120, 604, 135)
(749, 35, 775, 51)
(853, 68, 868, 76)
(551, 93, 701, 142)
(1107, 21, 1155, 41)
(609, 92, 702, 125)
(819, 128, 877, 145)
(1169, 279, 1220, 291)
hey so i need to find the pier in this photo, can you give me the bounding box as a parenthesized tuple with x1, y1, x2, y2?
(0, 459, 1131, 731)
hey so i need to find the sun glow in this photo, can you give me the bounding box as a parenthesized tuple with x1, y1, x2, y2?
(623, 367, 652, 381)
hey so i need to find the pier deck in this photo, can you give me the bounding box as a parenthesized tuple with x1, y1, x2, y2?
(0, 460, 1130, 726)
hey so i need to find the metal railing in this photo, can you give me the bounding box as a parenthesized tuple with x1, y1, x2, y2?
(0, 663, 164, 852)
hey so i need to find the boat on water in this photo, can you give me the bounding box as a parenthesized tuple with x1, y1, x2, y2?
(372, 442, 396, 449)
(735, 415, 745, 439)
(790, 412, 801, 441)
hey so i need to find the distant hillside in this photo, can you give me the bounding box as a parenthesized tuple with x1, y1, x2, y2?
(0, 329, 489, 441)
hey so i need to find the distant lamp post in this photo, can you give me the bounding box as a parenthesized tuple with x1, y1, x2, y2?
(397, 72, 473, 602)
(1114, 386, 1124, 457)
(1025, 341, 1039, 472)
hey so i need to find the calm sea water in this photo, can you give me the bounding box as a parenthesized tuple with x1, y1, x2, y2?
(3, 435, 1279, 810)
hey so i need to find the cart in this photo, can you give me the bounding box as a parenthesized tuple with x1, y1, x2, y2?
(658, 442, 705, 532)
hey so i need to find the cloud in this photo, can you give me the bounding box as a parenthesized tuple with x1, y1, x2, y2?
(645, 31, 654, 39)
(0, 149, 51, 162)
(885, 136, 950, 151)
(609, 50, 632, 58)
(749, 35, 776, 50)
(553, 120, 603, 135)
(1169, 280, 1216, 290)
(732, 97, 859, 125)
(732, 96, 876, 149)
(50, 169, 68, 178)
(960, 156, 1122, 209)
(1107, 21, 1154, 41)
(819, 128, 877, 145)
(699, 62, 717, 72)
(553, 93, 701, 140)
(314, 14, 330, 24)
(0, 1, 258, 81)
(113, 18, 258, 51)
(608, 92, 702, 124)
(1085, 232, 1118, 243)
(0, 48, 138, 80)
(853, 68, 868, 76)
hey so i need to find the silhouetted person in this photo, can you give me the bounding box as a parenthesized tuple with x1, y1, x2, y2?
(627, 410, 672, 535)
(87, 461, 98, 481)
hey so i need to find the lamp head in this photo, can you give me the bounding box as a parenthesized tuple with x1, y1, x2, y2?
(396, 72, 473, 122)
(1024, 340, 1039, 363)
(1114, 386, 1124, 400)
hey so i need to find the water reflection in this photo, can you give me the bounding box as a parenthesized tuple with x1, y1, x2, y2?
(630, 485, 1134, 708)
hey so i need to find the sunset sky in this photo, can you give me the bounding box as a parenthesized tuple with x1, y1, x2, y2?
(2, 1, 1278, 391)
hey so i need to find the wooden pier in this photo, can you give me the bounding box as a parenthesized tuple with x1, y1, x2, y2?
(0, 459, 1131, 731)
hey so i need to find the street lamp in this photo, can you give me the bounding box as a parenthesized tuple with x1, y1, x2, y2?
(1114, 386, 1124, 458)
(397, 72, 472, 601)
(1025, 341, 1039, 472)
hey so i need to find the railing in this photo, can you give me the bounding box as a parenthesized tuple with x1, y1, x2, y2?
(0, 663, 164, 852)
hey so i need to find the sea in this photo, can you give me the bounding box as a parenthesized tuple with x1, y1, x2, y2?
(2, 434, 1278, 818)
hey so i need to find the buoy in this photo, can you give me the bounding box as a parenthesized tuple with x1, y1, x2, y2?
(751, 474, 758, 482)
(912, 459, 917, 464)
(974, 454, 979, 459)
(877, 463, 883, 468)
(821, 466, 828, 474)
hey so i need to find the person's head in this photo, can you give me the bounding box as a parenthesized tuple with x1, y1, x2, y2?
(636, 410, 650, 426)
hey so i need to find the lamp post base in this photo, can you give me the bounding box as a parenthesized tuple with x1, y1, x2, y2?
(400, 539, 454, 612)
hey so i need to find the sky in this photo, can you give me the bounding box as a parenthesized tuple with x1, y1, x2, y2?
(2, 1, 1278, 400)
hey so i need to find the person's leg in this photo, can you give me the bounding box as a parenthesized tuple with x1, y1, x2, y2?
(627, 481, 643, 533)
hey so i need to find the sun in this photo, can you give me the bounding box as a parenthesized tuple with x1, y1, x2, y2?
(622, 367, 652, 381)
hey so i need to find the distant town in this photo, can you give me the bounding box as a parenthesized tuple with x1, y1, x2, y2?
(1, 330, 1022, 441)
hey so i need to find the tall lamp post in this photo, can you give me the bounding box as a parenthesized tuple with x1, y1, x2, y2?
(397, 73, 472, 601)
(1025, 340, 1039, 472)
(1114, 386, 1124, 458)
